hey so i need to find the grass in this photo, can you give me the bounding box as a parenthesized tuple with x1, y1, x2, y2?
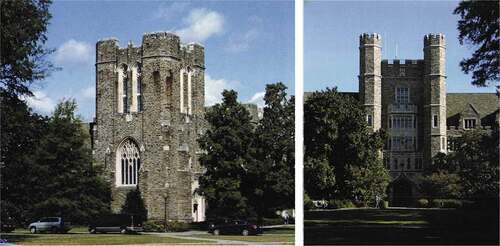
(184, 226, 294, 244)
(195, 234, 294, 244)
(0, 227, 209, 245)
(305, 207, 499, 245)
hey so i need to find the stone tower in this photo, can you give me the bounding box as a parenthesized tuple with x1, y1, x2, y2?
(359, 33, 382, 131)
(423, 34, 447, 167)
(93, 32, 206, 222)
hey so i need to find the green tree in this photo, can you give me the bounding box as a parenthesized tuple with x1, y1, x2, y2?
(197, 90, 256, 219)
(0, 91, 48, 224)
(419, 170, 462, 201)
(121, 188, 148, 222)
(249, 83, 295, 217)
(450, 128, 499, 200)
(304, 88, 390, 203)
(31, 99, 111, 224)
(1, 0, 56, 97)
(454, 0, 499, 87)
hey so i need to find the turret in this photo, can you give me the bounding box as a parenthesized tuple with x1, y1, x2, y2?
(142, 32, 180, 59)
(359, 33, 382, 131)
(423, 33, 447, 166)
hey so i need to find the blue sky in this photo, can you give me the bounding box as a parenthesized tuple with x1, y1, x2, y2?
(29, 1, 294, 121)
(305, 0, 497, 93)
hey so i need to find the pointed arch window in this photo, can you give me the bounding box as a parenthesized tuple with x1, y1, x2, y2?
(116, 139, 141, 186)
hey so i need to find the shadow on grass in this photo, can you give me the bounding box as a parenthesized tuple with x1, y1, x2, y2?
(305, 207, 499, 245)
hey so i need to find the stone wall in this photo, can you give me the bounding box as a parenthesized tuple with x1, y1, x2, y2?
(93, 32, 205, 222)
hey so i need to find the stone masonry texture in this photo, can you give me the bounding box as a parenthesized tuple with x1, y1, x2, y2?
(93, 32, 206, 222)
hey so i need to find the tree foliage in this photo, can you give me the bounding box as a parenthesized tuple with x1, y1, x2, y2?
(454, 0, 500, 87)
(121, 188, 148, 222)
(421, 128, 499, 201)
(197, 90, 256, 219)
(1, 98, 111, 224)
(198, 84, 294, 219)
(304, 88, 389, 203)
(250, 82, 294, 217)
(0, 0, 56, 97)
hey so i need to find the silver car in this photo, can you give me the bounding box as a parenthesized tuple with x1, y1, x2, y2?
(29, 217, 71, 233)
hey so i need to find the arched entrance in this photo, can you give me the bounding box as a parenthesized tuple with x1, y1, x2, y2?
(391, 177, 414, 207)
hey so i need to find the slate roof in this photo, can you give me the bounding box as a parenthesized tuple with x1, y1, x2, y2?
(446, 93, 498, 118)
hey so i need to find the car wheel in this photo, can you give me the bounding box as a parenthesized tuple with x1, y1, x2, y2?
(213, 229, 220, 236)
(51, 227, 59, 233)
(30, 227, 37, 234)
(242, 229, 249, 236)
(120, 228, 127, 234)
(89, 228, 96, 234)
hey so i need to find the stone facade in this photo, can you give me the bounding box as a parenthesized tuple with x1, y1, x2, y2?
(92, 32, 206, 222)
(357, 33, 499, 206)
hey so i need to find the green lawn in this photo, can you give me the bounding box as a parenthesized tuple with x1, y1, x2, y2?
(0, 227, 209, 245)
(195, 234, 294, 244)
(185, 227, 294, 244)
(305, 208, 499, 245)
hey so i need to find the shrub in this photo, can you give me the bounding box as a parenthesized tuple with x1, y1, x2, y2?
(431, 199, 463, 208)
(328, 199, 355, 209)
(166, 221, 189, 232)
(417, 199, 429, 208)
(143, 220, 164, 232)
(304, 193, 314, 210)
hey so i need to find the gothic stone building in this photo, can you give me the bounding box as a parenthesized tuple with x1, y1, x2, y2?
(92, 32, 206, 222)
(307, 33, 499, 206)
(358, 33, 498, 206)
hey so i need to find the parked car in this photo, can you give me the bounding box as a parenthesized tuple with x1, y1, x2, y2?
(88, 214, 143, 234)
(29, 217, 71, 234)
(208, 220, 262, 236)
(0, 217, 16, 233)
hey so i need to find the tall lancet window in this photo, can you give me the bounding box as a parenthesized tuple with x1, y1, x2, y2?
(123, 66, 129, 113)
(136, 63, 143, 112)
(117, 64, 129, 113)
(116, 139, 141, 186)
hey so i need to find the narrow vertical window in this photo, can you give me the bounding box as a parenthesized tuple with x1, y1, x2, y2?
(433, 114, 438, 128)
(122, 66, 129, 113)
(137, 64, 142, 112)
(367, 114, 373, 126)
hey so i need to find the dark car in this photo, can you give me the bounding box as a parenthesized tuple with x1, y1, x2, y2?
(208, 220, 262, 236)
(88, 214, 143, 234)
(29, 217, 71, 233)
(0, 217, 15, 233)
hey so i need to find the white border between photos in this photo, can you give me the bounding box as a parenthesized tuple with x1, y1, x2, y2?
(295, 0, 304, 245)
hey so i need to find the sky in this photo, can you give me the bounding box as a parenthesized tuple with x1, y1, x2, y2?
(305, 0, 497, 93)
(29, 1, 294, 121)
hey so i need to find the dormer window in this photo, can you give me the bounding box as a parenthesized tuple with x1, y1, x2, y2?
(395, 87, 409, 104)
(464, 118, 477, 129)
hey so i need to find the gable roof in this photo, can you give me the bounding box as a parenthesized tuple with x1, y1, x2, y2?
(446, 93, 499, 118)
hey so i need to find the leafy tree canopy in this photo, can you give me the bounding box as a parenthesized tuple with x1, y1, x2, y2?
(1, 0, 56, 97)
(197, 90, 256, 219)
(454, 0, 500, 87)
(304, 87, 389, 203)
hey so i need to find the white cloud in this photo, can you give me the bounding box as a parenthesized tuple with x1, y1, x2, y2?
(226, 16, 263, 53)
(54, 39, 92, 64)
(154, 2, 190, 19)
(176, 8, 224, 43)
(226, 29, 259, 53)
(247, 91, 265, 108)
(205, 74, 238, 106)
(25, 90, 56, 114)
(80, 85, 95, 100)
